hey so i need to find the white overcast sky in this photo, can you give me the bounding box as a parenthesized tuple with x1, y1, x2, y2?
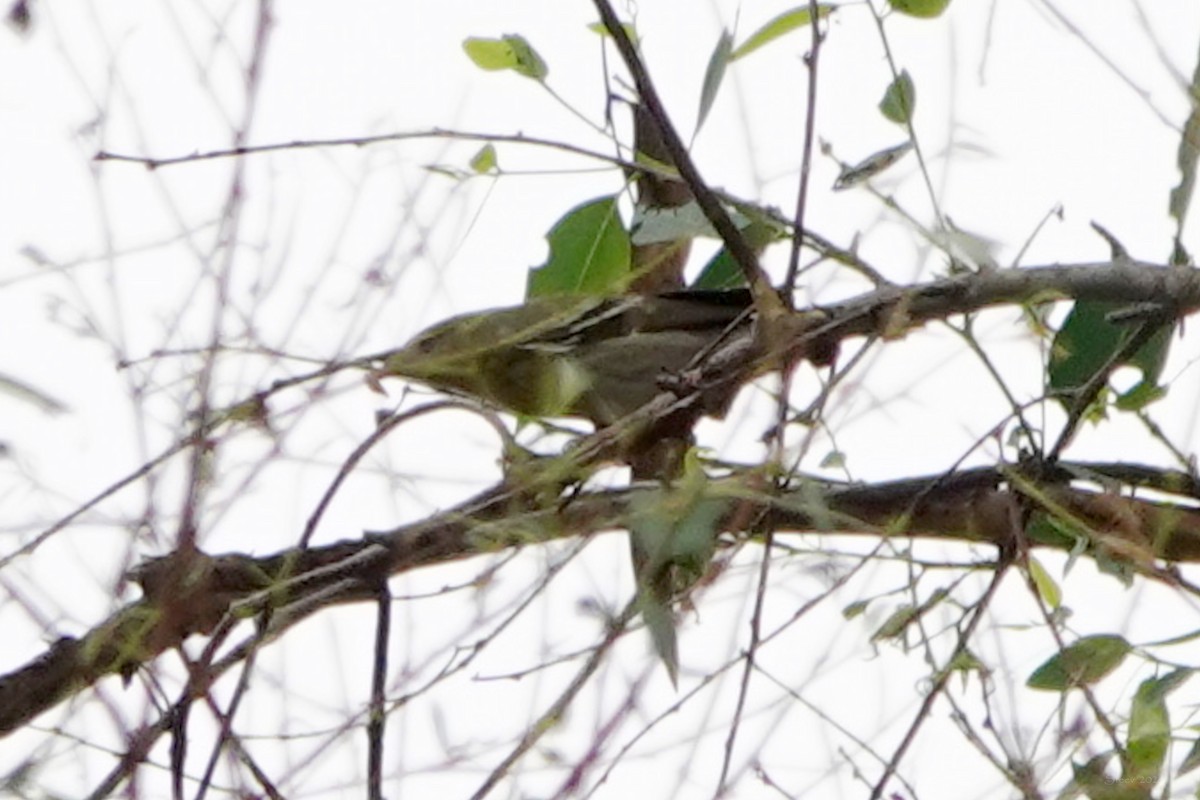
(3, 2, 1200, 798)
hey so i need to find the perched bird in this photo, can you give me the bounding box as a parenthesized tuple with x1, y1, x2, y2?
(381, 287, 825, 682)
(382, 288, 763, 430)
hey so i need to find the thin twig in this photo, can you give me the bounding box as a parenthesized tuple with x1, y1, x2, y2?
(590, 0, 771, 298)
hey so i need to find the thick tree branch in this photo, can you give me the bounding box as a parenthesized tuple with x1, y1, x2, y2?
(4, 261, 1199, 738)
(4, 460, 1200, 737)
(813, 260, 1194, 343)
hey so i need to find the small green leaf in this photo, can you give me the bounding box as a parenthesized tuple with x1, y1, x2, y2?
(462, 35, 548, 81)
(587, 20, 638, 46)
(527, 196, 631, 297)
(1027, 634, 1131, 691)
(424, 164, 470, 181)
(504, 35, 548, 80)
(628, 459, 728, 686)
(629, 487, 725, 586)
(730, 6, 834, 61)
(462, 37, 511, 71)
(1137, 668, 1192, 702)
(871, 604, 918, 642)
(946, 648, 984, 674)
(697, 30, 733, 133)
(843, 599, 869, 620)
(1126, 674, 1176, 785)
(215, 396, 269, 428)
(1114, 380, 1166, 411)
(639, 591, 679, 685)
(870, 588, 950, 642)
(889, 0, 952, 18)
(1026, 556, 1062, 610)
(1048, 300, 1172, 412)
(834, 141, 913, 190)
(691, 204, 786, 289)
(693, 249, 745, 289)
(820, 450, 846, 469)
(1067, 754, 1122, 799)
(879, 70, 916, 125)
(469, 144, 497, 174)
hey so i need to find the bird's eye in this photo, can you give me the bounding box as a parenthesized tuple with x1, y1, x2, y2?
(415, 334, 441, 354)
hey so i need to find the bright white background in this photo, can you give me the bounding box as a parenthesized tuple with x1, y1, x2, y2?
(3, 1, 1200, 798)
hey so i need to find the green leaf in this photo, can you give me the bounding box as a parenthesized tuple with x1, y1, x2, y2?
(871, 604, 919, 642)
(1137, 667, 1192, 702)
(730, 6, 834, 61)
(693, 248, 745, 289)
(639, 591, 679, 685)
(946, 648, 984, 675)
(1067, 754, 1132, 800)
(843, 599, 869, 620)
(889, 0, 952, 18)
(527, 196, 631, 297)
(210, 396, 269, 429)
(879, 70, 916, 125)
(691, 204, 787, 289)
(629, 495, 725, 587)
(587, 20, 638, 47)
(697, 30, 733, 133)
(869, 588, 951, 643)
(462, 35, 548, 81)
(820, 450, 846, 469)
(1026, 634, 1131, 691)
(834, 141, 913, 190)
(1125, 673, 1183, 786)
(628, 469, 727, 686)
(469, 144, 497, 174)
(424, 163, 470, 181)
(1026, 556, 1062, 610)
(462, 37, 512, 71)
(504, 35, 548, 80)
(671, 498, 726, 571)
(1025, 511, 1082, 550)
(1048, 300, 1173, 412)
(1114, 380, 1166, 411)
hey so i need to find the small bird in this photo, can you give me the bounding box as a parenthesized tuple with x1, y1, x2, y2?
(382, 288, 761, 429)
(380, 288, 819, 682)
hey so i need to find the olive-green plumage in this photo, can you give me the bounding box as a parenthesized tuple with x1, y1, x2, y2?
(383, 289, 757, 427)
(383, 288, 767, 685)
